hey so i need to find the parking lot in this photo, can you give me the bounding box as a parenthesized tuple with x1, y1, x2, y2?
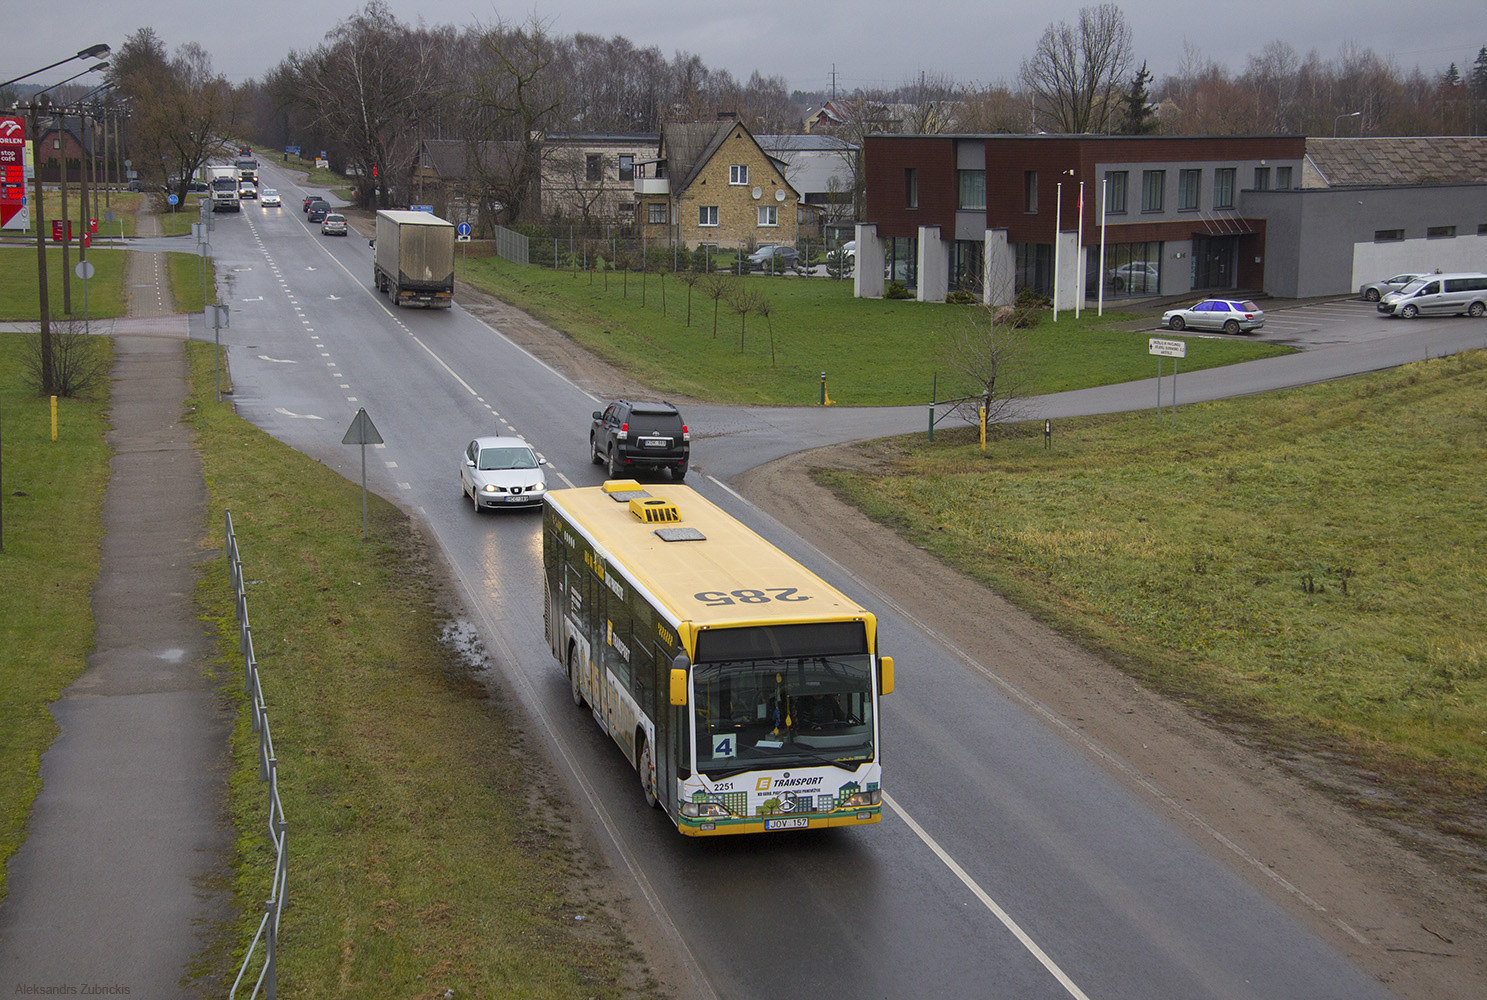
(1139, 295, 1476, 350)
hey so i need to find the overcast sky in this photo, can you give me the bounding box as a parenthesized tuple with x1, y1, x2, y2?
(10, 1, 1483, 94)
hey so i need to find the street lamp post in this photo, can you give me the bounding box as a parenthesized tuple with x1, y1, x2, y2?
(1334, 111, 1362, 137)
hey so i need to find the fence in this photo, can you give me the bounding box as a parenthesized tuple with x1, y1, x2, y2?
(226, 510, 288, 1000)
(500, 226, 851, 280)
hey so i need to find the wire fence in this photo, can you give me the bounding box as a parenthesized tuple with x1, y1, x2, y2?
(487, 224, 853, 280)
(226, 509, 288, 1000)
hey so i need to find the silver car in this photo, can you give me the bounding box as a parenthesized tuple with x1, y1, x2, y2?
(1359, 273, 1423, 302)
(460, 436, 547, 511)
(1161, 298, 1265, 334)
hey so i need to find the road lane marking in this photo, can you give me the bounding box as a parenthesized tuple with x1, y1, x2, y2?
(886, 792, 1094, 1000)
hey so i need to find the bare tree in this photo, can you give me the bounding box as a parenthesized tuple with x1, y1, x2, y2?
(1019, 3, 1133, 133)
(460, 15, 564, 226)
(114, 29, 240, 200)
(939, 300, 1036, 430)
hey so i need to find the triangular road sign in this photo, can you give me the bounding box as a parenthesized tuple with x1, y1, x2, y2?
(342, 408, 384, 445)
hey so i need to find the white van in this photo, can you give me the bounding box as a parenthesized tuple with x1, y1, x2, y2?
(1378, 272, 1487, 318)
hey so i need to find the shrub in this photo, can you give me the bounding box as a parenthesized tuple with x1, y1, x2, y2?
(885, 281, 913, 300)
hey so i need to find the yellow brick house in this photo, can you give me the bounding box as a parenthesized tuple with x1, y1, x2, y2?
(635, 116, 802, 251)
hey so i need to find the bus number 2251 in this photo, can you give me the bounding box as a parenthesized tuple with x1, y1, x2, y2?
(693, 588, 809, 606)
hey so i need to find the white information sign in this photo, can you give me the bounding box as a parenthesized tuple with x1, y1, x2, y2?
(1149, 337, 1187, 358)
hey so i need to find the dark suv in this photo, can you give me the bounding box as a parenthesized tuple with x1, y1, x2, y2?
(591, 400, 690, 480)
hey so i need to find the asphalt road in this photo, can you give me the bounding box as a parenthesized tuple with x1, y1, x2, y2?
(205, 158, 1484, 1000)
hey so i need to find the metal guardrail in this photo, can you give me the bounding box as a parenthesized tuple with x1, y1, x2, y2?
(226, 510, 288, 1000)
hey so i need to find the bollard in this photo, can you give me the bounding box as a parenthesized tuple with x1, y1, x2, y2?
(51, 396, 58, 441)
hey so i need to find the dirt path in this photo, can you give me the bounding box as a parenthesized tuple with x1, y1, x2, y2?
(458, 281, 1486, 999)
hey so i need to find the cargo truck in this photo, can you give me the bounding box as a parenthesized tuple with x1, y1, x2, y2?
(372, 210, 456, 308)
(208, 165, 240, 212)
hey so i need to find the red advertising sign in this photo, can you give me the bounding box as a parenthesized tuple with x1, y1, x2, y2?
(52, 220, 71, 242)
(0, 116, 25, 167)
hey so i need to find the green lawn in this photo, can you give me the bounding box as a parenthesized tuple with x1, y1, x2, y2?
(0, 332, 112, 903)
(820, 351, 1487, 839)
(185, 343, 656, 997)
(456, 256, 1291, 406)
(0, 247, 130, 320)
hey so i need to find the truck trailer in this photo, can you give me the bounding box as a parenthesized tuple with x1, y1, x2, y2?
(372, 210, 456, 308)
(208, 165, 240, 212)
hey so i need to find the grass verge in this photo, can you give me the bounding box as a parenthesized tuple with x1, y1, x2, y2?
(819, 351, 1487, 851)
(184, 342, 657, 997)
(0, 332, 112, 902)
(456, 255, 1291, 406)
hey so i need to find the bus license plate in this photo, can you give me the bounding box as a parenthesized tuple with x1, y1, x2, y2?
(765, 816, 808, 831)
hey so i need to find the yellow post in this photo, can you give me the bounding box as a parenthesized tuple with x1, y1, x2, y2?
(51, 396, 58, 441)
(979, 405, 986, 452)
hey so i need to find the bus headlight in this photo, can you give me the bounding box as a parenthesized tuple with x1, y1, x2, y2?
(841, 789, 881, 809)
(681, 800, 733, 819)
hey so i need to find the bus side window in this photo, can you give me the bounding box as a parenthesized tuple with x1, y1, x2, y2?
(631, 643, 654, 719)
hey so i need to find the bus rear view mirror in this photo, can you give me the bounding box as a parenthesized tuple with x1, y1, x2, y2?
(669, 668, 688, 706)
(879, 655, 895, 695)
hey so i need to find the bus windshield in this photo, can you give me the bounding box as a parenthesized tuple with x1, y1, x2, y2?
(693, 654, 875, 775)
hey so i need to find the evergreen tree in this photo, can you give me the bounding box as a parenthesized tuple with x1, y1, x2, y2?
(1118, 61, 1156, 134)
(1471, 46, 1487, 135)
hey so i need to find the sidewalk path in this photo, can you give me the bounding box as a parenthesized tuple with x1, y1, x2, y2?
(0, 199, 232, 995)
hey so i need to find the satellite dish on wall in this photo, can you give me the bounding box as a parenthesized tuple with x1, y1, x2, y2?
(752, 186, 762, 200)
(775, 189, 786, 201)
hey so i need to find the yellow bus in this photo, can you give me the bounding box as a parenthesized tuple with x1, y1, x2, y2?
(542, 480, 894, 836)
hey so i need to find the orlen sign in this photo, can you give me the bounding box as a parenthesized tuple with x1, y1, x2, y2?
(0, 117, 25, 167)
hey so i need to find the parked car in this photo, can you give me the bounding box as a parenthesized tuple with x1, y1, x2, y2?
(1359, 273, 1424, 302)
(320, 213, 348, 236)
(1377, 273, 1487, 318)
(307, 199, 331, 222)
(590, 400, 690, 480)
(260, 188, 282, 207)
(460, 436, 547, 511)
(1161, 298, 1266, 334)
(1108, 261, 1160, 292)
(238, 183, 257, 200)
(748, 244, 800, 270)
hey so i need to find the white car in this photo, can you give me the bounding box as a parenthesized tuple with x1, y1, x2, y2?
(260, 188, 282, 207)
(460, 436, 547, 511)
(1161, 298, 1265, 334)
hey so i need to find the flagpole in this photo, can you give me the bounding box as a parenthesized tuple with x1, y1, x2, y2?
(1075, 181, 1084, 319)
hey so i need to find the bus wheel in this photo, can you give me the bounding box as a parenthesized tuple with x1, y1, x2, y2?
(639, 737, 658, 809)
(567, 647, 586, 708)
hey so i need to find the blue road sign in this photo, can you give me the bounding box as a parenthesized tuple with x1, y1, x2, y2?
(457, 222, 471, 236)
(167, 194, 179, 205)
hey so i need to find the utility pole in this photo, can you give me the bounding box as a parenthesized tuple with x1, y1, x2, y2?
(29, 99, 56, 395)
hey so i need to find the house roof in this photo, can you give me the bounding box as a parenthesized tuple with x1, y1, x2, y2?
(1303, 136, 1487, 188)
(421, 138, 525, 181)
(659, 120, 794, 194)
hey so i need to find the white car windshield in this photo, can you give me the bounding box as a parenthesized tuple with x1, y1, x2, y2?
(478, 447, 537, 470)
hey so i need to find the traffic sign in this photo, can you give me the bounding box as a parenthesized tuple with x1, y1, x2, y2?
(1149, 337, 1186, 358)
(75, 261, 95, 280)
(167, 193, 179, 206)
(342, 408, 384, 445)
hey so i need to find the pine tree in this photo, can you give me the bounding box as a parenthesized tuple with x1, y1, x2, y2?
(1471, 46, 1487, 135)
(1118, 61, 1156, 135)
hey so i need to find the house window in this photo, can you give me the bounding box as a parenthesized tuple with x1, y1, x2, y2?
(1104, 171, 1127, 213)
(698, 205, 718, 227)
(1141, 170, 1164, 212)
(1427, 225, 1456, 239)
(958, 169, 986, 210)
(1276, 166, 1293, 188)
(648, 203, 667, 225)
(618, 203, 633, 219)
(1178, 169, 1200, 211)
(905, 168, 918, 209)
(1254, 166, 1270, 191)
(586, 155, 602, 182)
(1024, 171, 1038, 212)
(1374, 229, 1404, 242)
(1214, 168, 1235, 209)
(730, 164, 748, 185)
(758, 205, 778, 227)
(619, 155, 634, 182)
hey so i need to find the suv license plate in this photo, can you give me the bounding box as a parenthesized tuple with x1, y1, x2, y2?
(765, 816, 809, 831)
(641, 437, 667, 448)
